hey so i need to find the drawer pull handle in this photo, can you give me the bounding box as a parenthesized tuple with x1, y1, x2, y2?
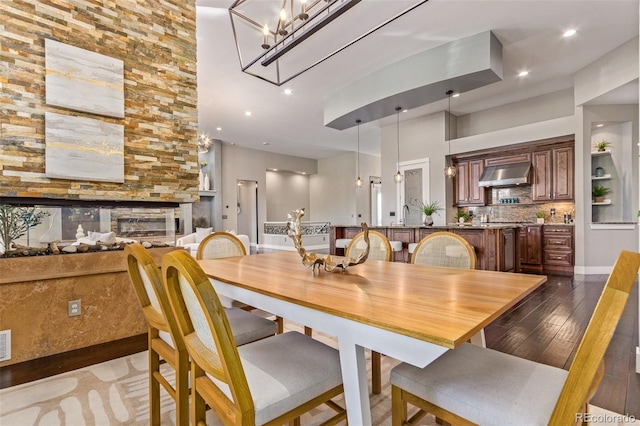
(551, 256, 563, 260)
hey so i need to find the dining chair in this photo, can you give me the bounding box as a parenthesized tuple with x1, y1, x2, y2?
(125, 244, 277, 425)
(162, 249, 347, 426)
(390, 250, 640, 426)
(410, 231, 476, 269)
(346, 229, 393, 262)
(197, 231, 284, 334)
(345, 229, 393, 395)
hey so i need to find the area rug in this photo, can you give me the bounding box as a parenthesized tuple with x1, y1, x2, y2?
(0, 322, 426, 425)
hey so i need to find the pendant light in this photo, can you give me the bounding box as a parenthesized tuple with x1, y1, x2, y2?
(393, 106, 403, 183)
(356, 119, 363, 188)
(444, 90, 457, 178)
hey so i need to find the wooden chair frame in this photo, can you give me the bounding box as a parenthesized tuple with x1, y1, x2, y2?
(410, 231, 477, 269)
(196, 231, 247, 259)
(197, 231, 283, 334)
(392, 250, 640, 426)
(124, 244, 189, 426)
(346, 229, 393, 262)
(162, 250, 346, 426)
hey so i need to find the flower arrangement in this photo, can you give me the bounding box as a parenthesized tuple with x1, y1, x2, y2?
(594, 140, 610, 152)
(535, 211, 545, 218)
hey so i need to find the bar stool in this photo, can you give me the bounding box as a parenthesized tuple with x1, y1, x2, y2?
(389, 240, 404, 262)
(335, 238, 352, 255)
(408, 242, 418, 262)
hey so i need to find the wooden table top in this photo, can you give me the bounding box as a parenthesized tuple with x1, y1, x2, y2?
(199, 251, 547, 349)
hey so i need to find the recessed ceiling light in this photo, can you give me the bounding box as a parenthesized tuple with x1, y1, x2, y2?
(272, 168, 278, 171)
(284, 88, 292, 95)
(402, 109, 408, 113)
(563, 29, 577, 38)
(216, 127, 222, 131)
(596, 124, 604, 128)
(301, 172, 306, 175)
(452, 93, 460, 98)
(262, 142, 270, 145)
(518, 71, 529, 77)
(245, 111, 252, 116)
(229, 142, 235, 145)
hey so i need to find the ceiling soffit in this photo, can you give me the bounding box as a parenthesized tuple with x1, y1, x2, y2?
(324, 31, 503, 130)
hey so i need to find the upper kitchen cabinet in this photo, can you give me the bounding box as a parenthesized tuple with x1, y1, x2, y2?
(532, 143, 574, 202)
(455, 159, 485, 206)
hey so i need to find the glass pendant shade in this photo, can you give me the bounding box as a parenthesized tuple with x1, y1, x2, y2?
(394, 171, 403, 183)
(444, 165, 456, 177)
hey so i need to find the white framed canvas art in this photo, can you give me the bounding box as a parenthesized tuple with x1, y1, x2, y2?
(45, 112, 124, 183)
(45, 39, 124, 118)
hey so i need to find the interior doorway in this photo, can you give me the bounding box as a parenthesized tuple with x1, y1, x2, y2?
(396, 158, 430, 225)
(236, 179, 258, 253)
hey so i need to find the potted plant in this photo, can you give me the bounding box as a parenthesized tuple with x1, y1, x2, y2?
(594, 140, 610, 152)
(535, 211, 545, 224)
(421, 200, 443, 226)
(0, 206, 49, 254)
(454, 210, 469, 224)
(592, 185, 610, 203)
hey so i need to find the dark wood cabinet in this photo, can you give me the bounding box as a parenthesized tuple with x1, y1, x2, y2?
(532, 145, 574, 202)
(519, 225, 543, 273)
(542, 225, 574, 276)
(455, 159, 485, 206)
(501, 228, 516, 272)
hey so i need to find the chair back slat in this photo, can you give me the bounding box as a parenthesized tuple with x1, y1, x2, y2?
(125, 244, 183, 346)
(163, 250, 254, 414)
(347, 230, 392, 261)
(411, 231, 476, 269)
(550, 250, 640, 424)
(197, 232, 247, 260)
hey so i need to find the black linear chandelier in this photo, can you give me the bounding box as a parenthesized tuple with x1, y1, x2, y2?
(228, 0, 430, 86)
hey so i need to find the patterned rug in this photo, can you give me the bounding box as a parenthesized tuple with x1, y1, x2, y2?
(0, 321, 630, 425)
(0, 321, 431, 426)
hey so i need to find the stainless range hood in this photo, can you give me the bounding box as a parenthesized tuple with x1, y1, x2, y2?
(478, 162, 531, 187)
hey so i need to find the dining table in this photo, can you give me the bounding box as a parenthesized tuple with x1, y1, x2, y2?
(198, 251, 547, 425)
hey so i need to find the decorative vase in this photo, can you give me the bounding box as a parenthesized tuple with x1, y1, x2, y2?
(204, 173, 210, 191)
(75, 224, 85, 239)
(198, 170, 204, 190)
(424, 215, 433, 226)
(536, 218, 544, 224)
(595, 167, 604, 177)
(458, 217, 465, 224)
(594, 196, 605, 203)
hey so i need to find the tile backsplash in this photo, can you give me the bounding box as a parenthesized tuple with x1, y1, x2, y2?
(463, 186, 575, 224)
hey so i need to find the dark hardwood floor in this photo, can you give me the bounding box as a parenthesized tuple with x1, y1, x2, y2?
(485, 273, 640, 417)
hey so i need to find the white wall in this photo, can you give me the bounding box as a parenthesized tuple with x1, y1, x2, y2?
(578, 104, 638, 272)
(457, 88, 574, 137)
(356, 152, 381, 225)
(309, 153, 357, 225)
(266, 171, 310, 222)
(220, 144, 317, 241)
(380, 112, 449, 226)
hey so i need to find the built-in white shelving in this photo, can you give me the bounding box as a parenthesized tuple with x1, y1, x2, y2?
(199, 190, 216, 197)
(590, 149, 612, 156)
(591, 174, 611, 180)
(592, 199, 612, 206)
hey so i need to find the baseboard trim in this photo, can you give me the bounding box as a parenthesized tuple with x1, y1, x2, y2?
(574, 266, 613, 275)
(0, 333, 147, 389)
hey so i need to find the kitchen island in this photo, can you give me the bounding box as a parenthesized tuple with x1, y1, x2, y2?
(330, 224, 518, 272)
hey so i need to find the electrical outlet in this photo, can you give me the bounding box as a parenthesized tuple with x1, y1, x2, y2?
(68, 300, 81, 317)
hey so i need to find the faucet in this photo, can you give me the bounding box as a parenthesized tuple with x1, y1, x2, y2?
(402, 204, 409, 226)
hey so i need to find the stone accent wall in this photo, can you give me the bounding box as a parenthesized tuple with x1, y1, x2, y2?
(0, 0, 198, 203)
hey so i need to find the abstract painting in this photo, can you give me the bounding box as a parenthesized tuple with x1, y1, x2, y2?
(45, 112, 124, 183)
(45, 39, 124, 118)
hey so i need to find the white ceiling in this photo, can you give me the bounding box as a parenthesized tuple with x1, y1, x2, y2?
(196, 0, 639, 159)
